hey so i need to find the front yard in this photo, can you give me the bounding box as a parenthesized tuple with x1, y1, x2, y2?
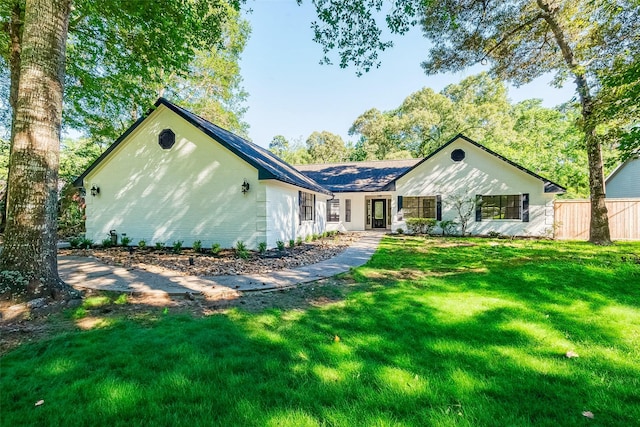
(2, 237, 639, 426)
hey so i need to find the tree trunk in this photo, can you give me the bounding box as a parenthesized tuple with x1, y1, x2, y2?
(1, 1, 24, 233)
(0, 0, 76, 300)
(537, 0, 611, 245)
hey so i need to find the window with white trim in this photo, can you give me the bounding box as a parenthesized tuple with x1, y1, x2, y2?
(479, 195, 521, 220)
(327, 199, 340, 222)
(300, 191, 315, 222)
(403, 196, 437, 219)
(345, 199, 351, 222)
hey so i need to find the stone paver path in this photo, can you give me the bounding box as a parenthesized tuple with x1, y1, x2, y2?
(59, 232, 383, 298)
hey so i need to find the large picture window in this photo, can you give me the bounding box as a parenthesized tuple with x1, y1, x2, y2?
(403, 196, 437, 219)
(479, 195, 521, 220)
(299, 191, 315, 222)
(327, 199, 340, 222)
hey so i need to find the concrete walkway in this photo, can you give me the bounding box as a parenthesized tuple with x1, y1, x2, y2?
(59, 232, 383, 298)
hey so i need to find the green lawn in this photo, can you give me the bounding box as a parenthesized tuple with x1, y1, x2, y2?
(2, 237, 640, 426)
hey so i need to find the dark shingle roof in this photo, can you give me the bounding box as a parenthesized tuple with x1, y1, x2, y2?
(74, 98, 331, 195)
(296, 134, 566, 194)
(296, 159, 420, 192)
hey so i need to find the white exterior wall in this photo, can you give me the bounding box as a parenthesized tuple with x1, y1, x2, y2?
(394, 137, 556, 237)
(84, 105, 267, 249)
(325, 192, 367, 232)
(264, 181, 329, 247)
(606, 158, 640, 198)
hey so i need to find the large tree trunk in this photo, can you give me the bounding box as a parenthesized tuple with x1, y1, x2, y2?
(1, 1, 24, 232)
(538, 0, 612, 245)
(0, 0, 76, 300)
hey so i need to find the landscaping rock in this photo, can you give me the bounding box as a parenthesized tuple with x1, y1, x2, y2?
(59, 233, 358, 278)
(26, 298, 47, 309)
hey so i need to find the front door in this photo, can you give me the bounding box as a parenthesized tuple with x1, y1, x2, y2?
(372, 199, 386, 228)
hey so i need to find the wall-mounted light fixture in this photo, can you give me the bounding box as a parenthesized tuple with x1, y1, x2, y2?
(90, 185, 100, 197)
(241, 179, 250, 194)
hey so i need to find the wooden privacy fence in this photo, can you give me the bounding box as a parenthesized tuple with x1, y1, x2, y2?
(554, 199, 640, 240)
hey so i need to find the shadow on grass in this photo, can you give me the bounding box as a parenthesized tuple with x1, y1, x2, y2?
(2, 237, 640, 426)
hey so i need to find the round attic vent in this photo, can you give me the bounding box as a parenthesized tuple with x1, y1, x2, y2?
(159, 129, 175, 150)
(451, 149, 465, 162)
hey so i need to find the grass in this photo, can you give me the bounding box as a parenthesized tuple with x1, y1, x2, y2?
(2, 236, 640, 426)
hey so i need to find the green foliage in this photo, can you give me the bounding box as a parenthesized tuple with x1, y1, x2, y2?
(234, 240, 249, 259)
(312, 233, 320, 241)
(405, 218, 438, 235)
(120, 235, 131, 247)
(306, 131, 348, 163)
(296, 237, 303, 246)
(192, 240, 202, 253)
(172, 241, 183, 255)
(101, 238, 113, 248)
(396, 228, 404, 234)
(137, 239, 146, 249)
(289, 239, 295, 249)
(305, 234, 312, 242)
(68, 236, 83, 249)
(438, 220, 457, 237)
(155, 242, 165, 251)
(276, 240, 285, 251)
(211, 243, 221, 255)
(269, 135, 290, 159)
(258, 241, 267, 254)
(79, 238, 93, 249)
(57, 186, 86, 238)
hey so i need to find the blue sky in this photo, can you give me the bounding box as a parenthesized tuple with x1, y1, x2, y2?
(239, 1, 576, 148)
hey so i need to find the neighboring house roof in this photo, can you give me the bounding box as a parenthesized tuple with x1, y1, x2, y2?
(296, 159, 421, 192)
(606, 156, 638, 185)
(74, 98, 331, 195)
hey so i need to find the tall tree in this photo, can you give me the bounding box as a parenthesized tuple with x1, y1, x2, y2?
(0, 0, 240, 300)
(308, 0, 640, 244)
(306, 131, 348, 163)
(0, 0, 74, 299)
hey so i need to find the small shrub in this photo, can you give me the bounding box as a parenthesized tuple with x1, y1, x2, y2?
(396, 228, 404, 234)
(296, 237, 303, 246)
(101, 238, 113, 248)
(172, 240, 183, 254)
(211, 243, 221, 255)
(192, 240, 202, 253)
(79, 238, 93, 249)
(312, 233, 320, 241)
(258, 241, 267, 254)
(487, 231, 502, 238)
(114, 294, 128, 305)
(276, 240, 285, 251)
(121, 235, 132, 247)
(68, 236, 83, 248)
(405, 218, 438, 234)
(439, 220, 457, 236)
(235, 240, 249, 259)
(305, 234, 312, 242)
(155, 242, 165, 250)
(289, 239, 295, 248)
(138, 239, 147, 249)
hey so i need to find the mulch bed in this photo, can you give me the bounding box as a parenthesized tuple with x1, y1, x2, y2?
(58, 232, 360, 277)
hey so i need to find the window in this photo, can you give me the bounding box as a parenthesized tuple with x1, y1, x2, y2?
(327, 199, 340, 222)
(403, 196, 437, 219)
(158, 129, 175, 150)
(345, 199, 351, 222)
(478, 195, 522, 220)
(299, 191, 315, 222)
